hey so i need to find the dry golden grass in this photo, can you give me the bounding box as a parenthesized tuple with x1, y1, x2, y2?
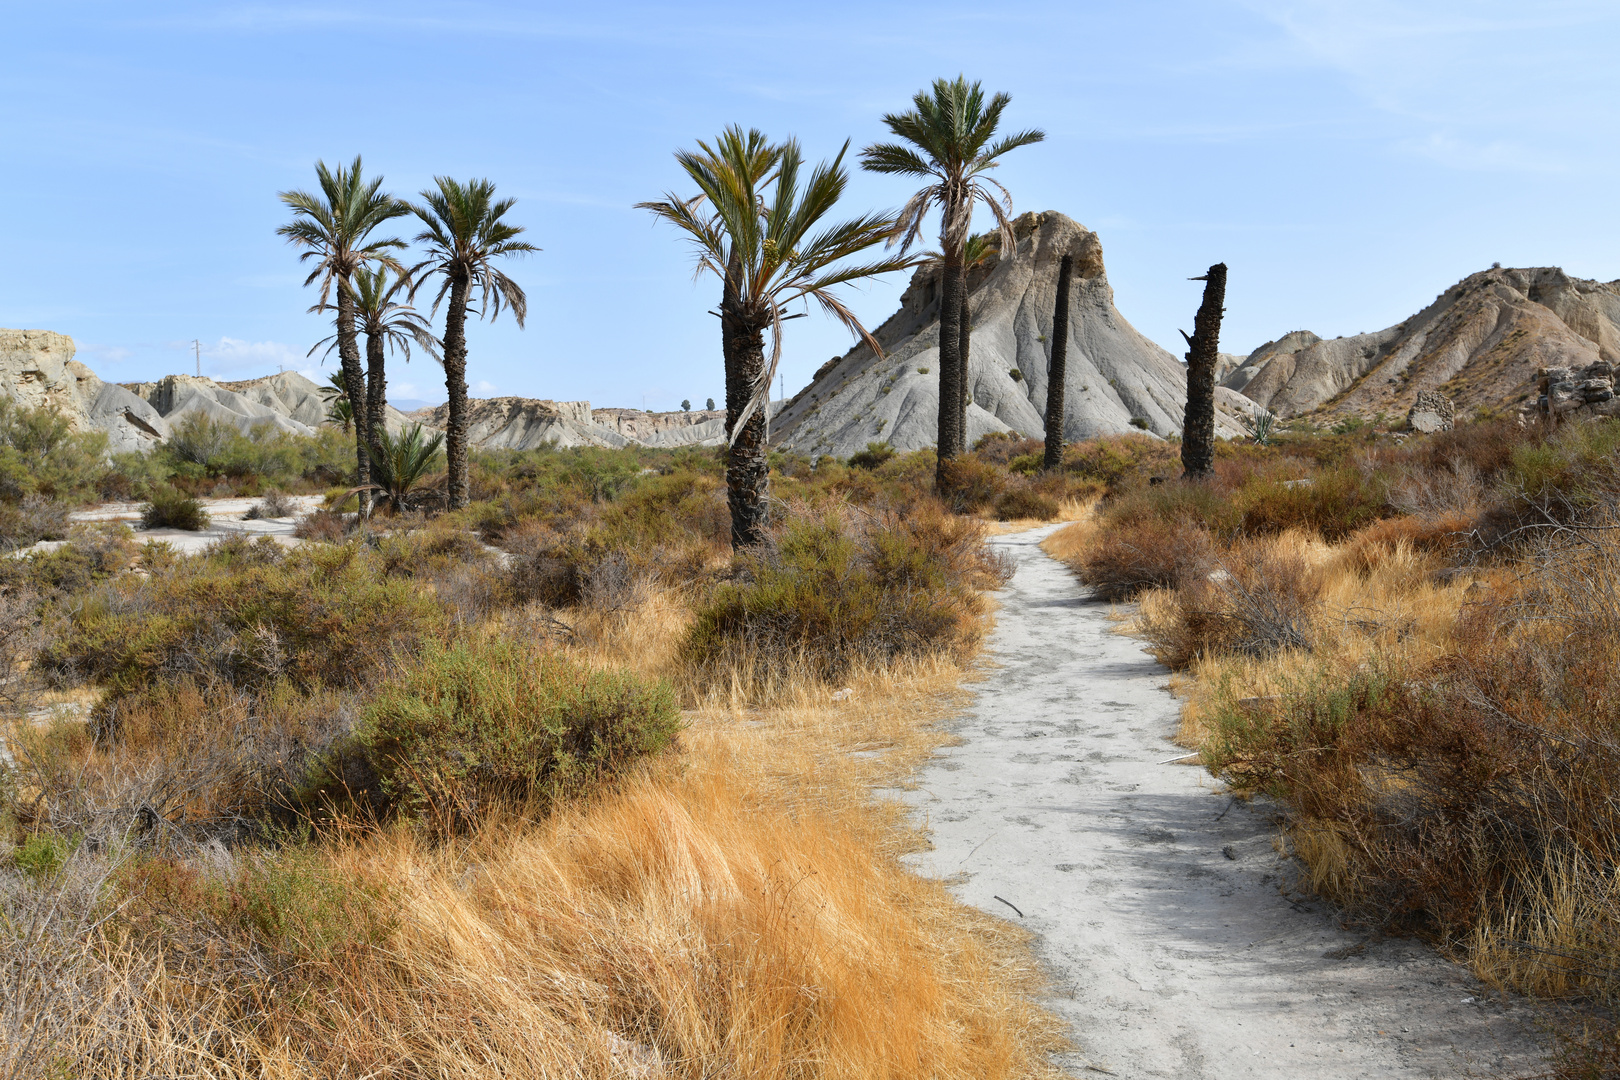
(3, 585, 1069, 1079)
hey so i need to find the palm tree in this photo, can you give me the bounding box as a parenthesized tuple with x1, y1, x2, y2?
(277, 156, 408, 512)
(408, 178, 537, 510)
(640, 127, 914, 547)
(319, 370, 354, 432)
(310, 265, 441, 477)
(921, 230, 997, 433)
(369, 423, 446, 513)
(860, 76, 1044, 488)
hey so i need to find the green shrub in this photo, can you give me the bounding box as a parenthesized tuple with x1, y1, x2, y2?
(936, 455, 1004, 512)
(42, 541, 442, 694)
(847, 441, 896, 470)
(349, 638, 678, 824)
(0, 400, 109, 503)
(994, 487, 1060, 520)
(686, 505, 1008, 686)
(141, 486, 210, 530)
(13, 832, 77, 879)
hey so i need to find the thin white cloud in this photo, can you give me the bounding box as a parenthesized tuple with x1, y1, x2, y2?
(201, 337, 310, 374)
(473, 379, 499, 394)
(77, 342, 132, 363)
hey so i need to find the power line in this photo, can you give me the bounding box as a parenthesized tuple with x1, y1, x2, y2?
(191, 340, 202, 377)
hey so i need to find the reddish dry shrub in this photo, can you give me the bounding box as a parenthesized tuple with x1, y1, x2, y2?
(993, 487, 1060, 521)
(1073, 517, 1216, 601)
(936, 456, 1005, 513)
(1340, 512, 1472, 574)
(1143, 541, 1322, 669)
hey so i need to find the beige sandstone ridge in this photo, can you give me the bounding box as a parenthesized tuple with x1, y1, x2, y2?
(1224, 266, 1620, 423)
(0, 330, 169, 453)
(405, 398, 742, 451)
(771, 211, 1255, 459)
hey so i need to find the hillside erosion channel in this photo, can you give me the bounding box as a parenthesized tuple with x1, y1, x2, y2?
(901, 522, 1546, 1078)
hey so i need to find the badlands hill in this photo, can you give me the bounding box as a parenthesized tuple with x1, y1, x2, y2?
(770, 211, 1255, 459)
(405, 399, 754, 451)
(1224, 266, 1620, 422)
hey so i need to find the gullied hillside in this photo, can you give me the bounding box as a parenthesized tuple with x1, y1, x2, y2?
(405, 399, 763, 451)
(771, 211, 1253, 459)
(1224, 266, 1620, 421)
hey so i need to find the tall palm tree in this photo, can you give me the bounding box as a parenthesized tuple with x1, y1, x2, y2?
(310, 265, 441, 478)
(921, 231, 997, 433)
(277, 156, 408, 512)
(319, 370, 354, 432)
(640, 127, 914, 547)
(409, 178, 537, 510)
(860, 76, 1044, 488)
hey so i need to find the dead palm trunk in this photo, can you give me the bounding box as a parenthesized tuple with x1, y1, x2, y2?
(1181, 262, 1228, 481)
(937, 256, 964, 488)
(1043, 254, 1074, 471)
(364, 327, 386, 487)
(721, 262, 770, 548)
(441, 270, 472, 509)
(334, 283, 371, 513)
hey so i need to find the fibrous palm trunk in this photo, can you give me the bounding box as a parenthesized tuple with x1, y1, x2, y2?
(1043, 253, 1074, 471)
(721, 264, 769, 549)
(335, 283, 370, 514)
(441, 271, 472, 510)
(936, 257, 964, 490)
(1181, 262, 1228, 480)
(364, 327, 386, 489)
(959, 289, 972, 447)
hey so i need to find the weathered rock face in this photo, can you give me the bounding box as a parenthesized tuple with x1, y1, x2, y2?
(1527, 361, 1620, 425)
(1224, 267, 1620, 422)
(403, 399, 778, 451)
(1407, 390, 1456, 433)
(123, 371, 416, 439)
(0, 329, 170, 453)
(769, 212, 1252, 459)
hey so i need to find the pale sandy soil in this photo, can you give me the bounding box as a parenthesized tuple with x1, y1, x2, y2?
(902, 523, 1547, 1079)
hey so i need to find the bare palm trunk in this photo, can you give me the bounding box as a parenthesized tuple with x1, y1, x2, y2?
(1181, 262, 1228, 481)
(959, 290, 972, 447)
(936, 256, 964, 490)
(442, 271, 472, 509)
(1043, 254, 1075, 471)
(366, 325, 387, 476)
(721, 264, 769, 548)
(335, 283, 370, 513)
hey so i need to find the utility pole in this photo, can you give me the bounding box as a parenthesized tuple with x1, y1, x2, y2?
(192, 340, 202, 377)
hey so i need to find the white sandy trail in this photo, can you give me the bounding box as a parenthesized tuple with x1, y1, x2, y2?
(902, 523, 1544, 1079)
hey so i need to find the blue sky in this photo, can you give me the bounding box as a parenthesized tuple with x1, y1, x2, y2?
(5, 1, 1618, 410)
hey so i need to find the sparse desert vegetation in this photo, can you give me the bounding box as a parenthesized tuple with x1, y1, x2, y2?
(1045, 415, 1620, 1073)
(0, 408, 1083, 1078)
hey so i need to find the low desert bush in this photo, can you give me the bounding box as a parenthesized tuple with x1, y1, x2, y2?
(1067, 515, 1216, 601)
(339, 638, 679, 826)
(993, 486, 1060, 521)
(936, 455, 1005, 512)
(0, 495, 70, 549)
(140, 486, 210, 531)
(243, 489, 295, 519)
(1140, 536, 1323, 668)
(41, 541, 442, 695)
(685, 503, 1009, 690)
(292, 507, 352, 541)
(847, 441, 896, 470)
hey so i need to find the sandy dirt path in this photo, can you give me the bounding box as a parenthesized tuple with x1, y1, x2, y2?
(902, 523, 1546, 1078)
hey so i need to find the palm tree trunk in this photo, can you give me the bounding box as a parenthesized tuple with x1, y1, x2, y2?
(721, 265, 769, 549)
(959, 291, 972, 447)
(335, 283, 370, 514)
(1181, 262, 1228, 481)
(936, 257, 964, 490)
(1043, 254, 1074, 471)
(364, 328, 386, 489)
(442, 271, 472, 510)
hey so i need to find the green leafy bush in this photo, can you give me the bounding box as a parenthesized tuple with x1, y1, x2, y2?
(847, 442, 896, 470)
(349, 638, 679, 824)
(685, 504, 1009, 686)
(141, 485, 211, 530)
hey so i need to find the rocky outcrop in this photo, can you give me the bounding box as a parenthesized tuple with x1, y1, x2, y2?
(769, 212, 1252, 459)
(125, 372, 414, 438)
(1224, 267, 1620, 423)
(1526, 361, 1620, 425)
(1407, 390, 1456, 433)
(0, 330, 169, 453)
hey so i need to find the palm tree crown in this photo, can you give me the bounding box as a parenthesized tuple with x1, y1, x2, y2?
(310, 266, 441, 365)
(860, 76, 1045, 258)
(276, 156, 409, 309)
(409, 177, 538, 324)
(639, 127, 913, 438)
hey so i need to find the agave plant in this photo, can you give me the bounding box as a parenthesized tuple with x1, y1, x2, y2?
(368, 422, 446, 512)
(1245, 406, 1278, 447)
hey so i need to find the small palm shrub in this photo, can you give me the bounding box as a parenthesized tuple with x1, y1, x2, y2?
(140, 486, 210, 531)
(369, 423, 445, 512)
(342, 638, 679, 825)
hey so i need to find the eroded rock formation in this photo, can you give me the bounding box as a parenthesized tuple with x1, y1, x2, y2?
(770, 212, 1253, 460)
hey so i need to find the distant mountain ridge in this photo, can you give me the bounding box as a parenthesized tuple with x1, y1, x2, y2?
(1224, 266, 1620, 422)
